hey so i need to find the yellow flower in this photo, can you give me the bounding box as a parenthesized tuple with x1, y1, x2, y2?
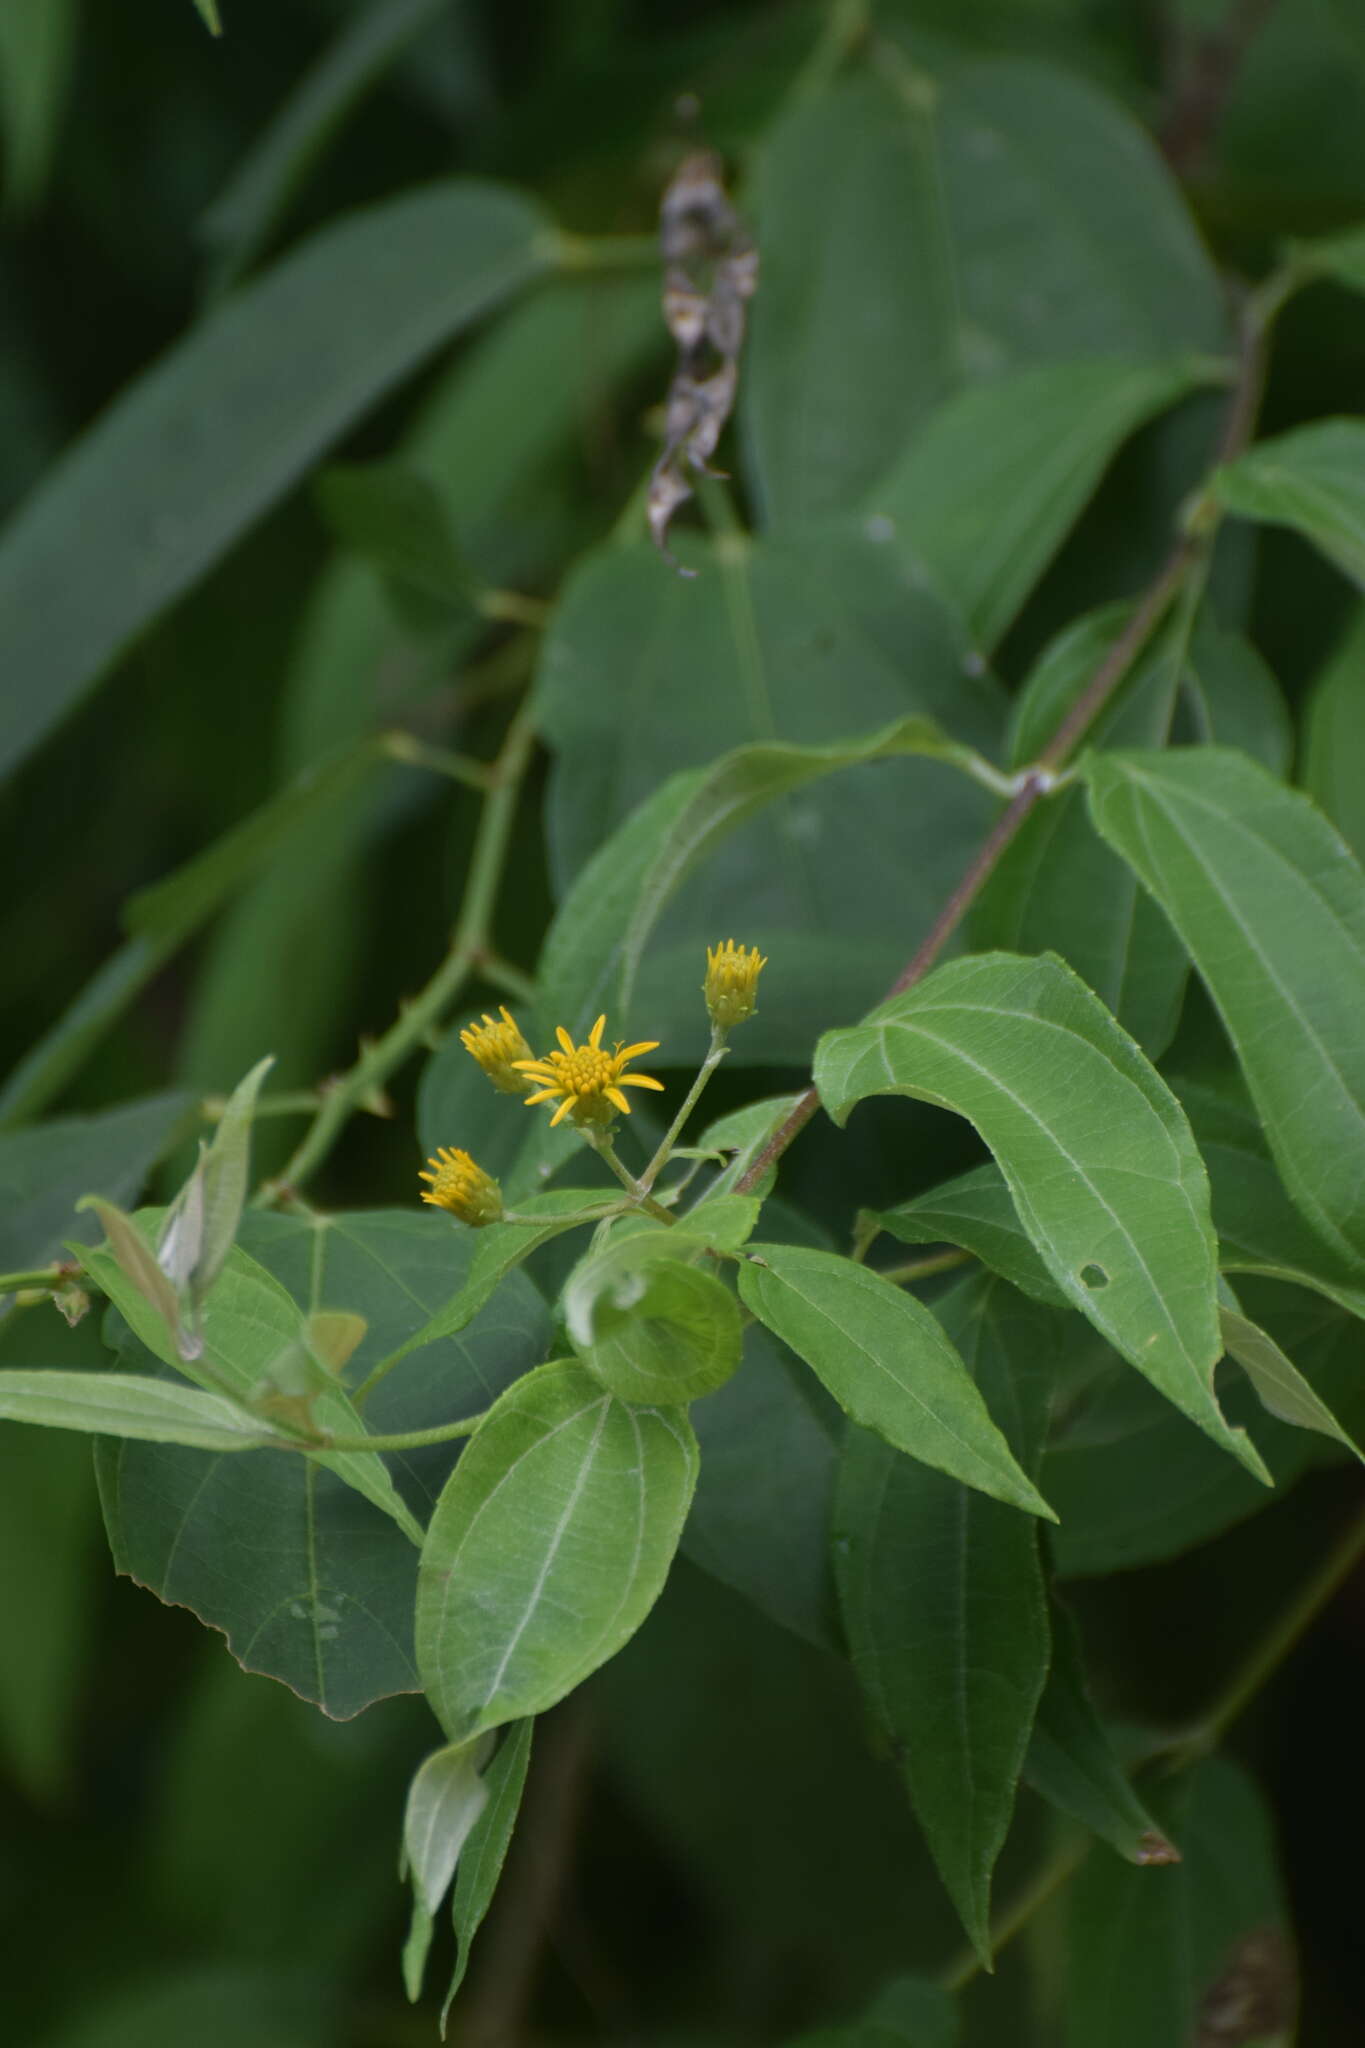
(514, 1015, 665, 1128)
(459, 1006, 535, 1094)
(419, 1147, 503, 1226)
(703, 938, 766, 1028)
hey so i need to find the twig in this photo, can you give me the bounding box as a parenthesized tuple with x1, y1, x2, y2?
(1160, 0, 1280, 177)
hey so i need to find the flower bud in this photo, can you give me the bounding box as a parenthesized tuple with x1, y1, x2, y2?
(703, 939, 766, 1029)
(459, 1007, 535, 1094)
(418, 1147, 504, 1227)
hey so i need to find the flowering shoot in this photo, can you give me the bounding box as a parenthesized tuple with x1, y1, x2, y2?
(460, 1007, 535, 1094)
(419, 1147, 503, 1226)
(704, 939, 766, 1029)
(515, 1016, 664, 1128)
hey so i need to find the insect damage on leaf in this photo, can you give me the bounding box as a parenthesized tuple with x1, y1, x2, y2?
(648, 152, 758, 569)
(1196, 1925, 1296, 2045)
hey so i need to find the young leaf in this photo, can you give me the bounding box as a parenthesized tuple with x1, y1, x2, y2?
(563, 1227, 743, 1404)
(1023, 1599, 1177, 1866)
(1064, 1757, 1295, 2048)
(833, 1274, 1056, 1959)
(416, 1360, 698, 1742)
(1212, 418, 1365, 586)
(1220, 1300, 1365, 1460)
(401, 1734, 493, 2002)
(0, 180, 549, 780)
(1086, 746, 1365, 1269)
(815, 951, 1266, 1480)
(443, 1719, 533, 2027)
(738, 1244, 1052, 1517)
(0, 1371, 282, 1450)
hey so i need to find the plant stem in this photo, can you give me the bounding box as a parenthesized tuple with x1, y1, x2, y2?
(1188, 1497, 1365, 1753)
(309, 1412, 486, 1454)
(638, 1029, 729, 1193)
(480, 953, 538, 1005)
(0, 1267, 68, 1293)
(201, 1088, 324, 1122)
(735, 264, 1284, 1201)
(261, 706, 537, 1200)
(584, 1130, 676, 1225)
(382, 730, 494, 790)
(879, 1248, 973, 1287)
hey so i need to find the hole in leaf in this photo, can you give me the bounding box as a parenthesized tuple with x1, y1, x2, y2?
(1079, 1263, 1110, 1290)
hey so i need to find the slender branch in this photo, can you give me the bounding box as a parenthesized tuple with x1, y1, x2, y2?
(309, 1412, 486, 1454)
(0, 1267, 70, 1293)
(382, 730, 494, 791)
(583, 1129, 676, 1225)
(879, 1248, 973, 1287)
(637, 1029, 729, 1193)
(260, 704, 538, 1201)
(1160, 0, 1280, 177)
(201, 1088, 324, 1122)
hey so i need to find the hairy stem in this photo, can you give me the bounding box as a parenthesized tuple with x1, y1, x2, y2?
(638, 1029, 729, 1193)
(309, 1412, 486, 1454)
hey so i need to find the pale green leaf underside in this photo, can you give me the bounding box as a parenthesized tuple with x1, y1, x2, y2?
(416, 1360, 697, 1741)
(0, 1370, 283, 1450)
(815, 951, 1266, 1480)
(1220, 1302, 1365, 1460)
(443, 1719, 533, 2024)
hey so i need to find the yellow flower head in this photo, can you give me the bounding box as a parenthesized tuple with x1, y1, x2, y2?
(514, 1016, 665, 1128)
(703, 939, 766, 1029)
(418, 1147, 503, 1226)
(459, 1006, 535, 1094)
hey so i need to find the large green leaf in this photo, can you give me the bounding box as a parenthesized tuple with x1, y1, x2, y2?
(1023, 1598, 1175, 1865)
(976, 604, 1288, 1058)
(0, 1091, 192, 1269)
(738, 1244, 1051, 1516)
(1086, 746, 1365, 1268)
(536, 526, 1002, 1063)
(864, 358, 1213, 652)
(1064, 1758, 1295, 2048)
(743, 50, 1224, 526)
(416, 1360, 697, 1741)
(563, 1225, 743, 1404)
(0, 179, 549, 779)
(834, 1274, 1055, 1958)
(815, 952, 1265, 1478)
(868, 1162, 1066, 1309)
(0, 0, 76, 217)
(94, 1211, 548, 1716)
(1212, 418, 1365, 586)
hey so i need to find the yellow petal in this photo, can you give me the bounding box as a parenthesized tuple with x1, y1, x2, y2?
(555, 1026, 575, 1055)
(605, 1087, 631, 1113)
(618, 1040, 660, 1061)
(523, 1087, 560, 1106)
(589, 1015, 607, 1048)
(549, 1095, 576, 1127)
(619, 1073, 665, 1092)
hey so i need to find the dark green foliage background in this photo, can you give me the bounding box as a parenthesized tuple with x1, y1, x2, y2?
(4, 1, 1365, 2043)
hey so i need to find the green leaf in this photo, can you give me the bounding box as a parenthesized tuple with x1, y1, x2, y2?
(1212, 418, 1365, 586)
(864, 357, 1213, 650)
(82, 1233, 421, 1540)
(0, 1371, 287, 1450)
(743, 51, 1225, 525)
(869, 1163, 1068, 1309)
(193, 0, 223, 31)
(1303, 602, 1365, 861)
(443, 1719, 533, 2025)
(684, 1325, 840, 1650)
(1023, 1598, 1177, 1865)
(1175, 1075, 1365, 1318)
(0, 1091, 192, 1271)
(371, 1189, 612, 1374)
(833, 1274, 1056, 1958)
(1220, 1298, 1365, 1459)
(738, 1244, 1052, 1516)
(538, 655, 999, 1065)
(158, 1055, 274, 1327)
(695, 1093, 805, 1200)
(564, 1226, 743, 1404)
(977, 603, 1287, 1060)
(95, 1210, 548, 1716)
(0, 179, 549, 779)
(401, 1734, 492, 2002)
(1064, 1757, 1295, 2048)
(815, 951, 1266, 1479)
(785, 1972, 959, 2048)
(1293, 222, 1365, 297)
(416, 1360, 697, 1741)
(314, 458, 474, 618)
(1086, 746, 1365, 1269)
